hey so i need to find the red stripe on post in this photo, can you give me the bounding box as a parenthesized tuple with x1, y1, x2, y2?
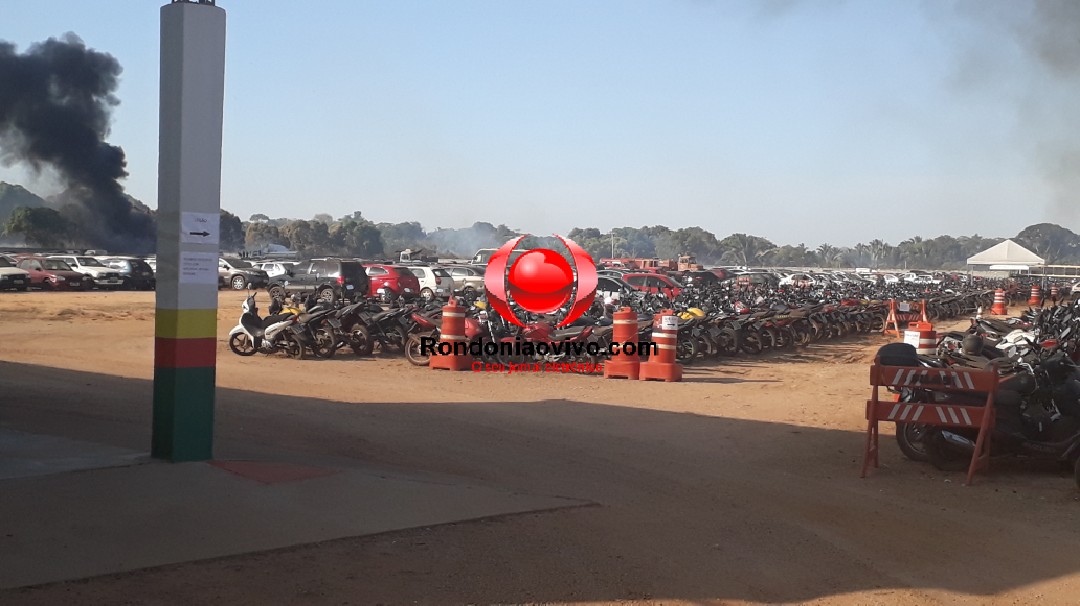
(155, 337, 218, 368)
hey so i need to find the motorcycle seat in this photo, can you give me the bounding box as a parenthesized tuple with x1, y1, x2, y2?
(550, 326, 587, 340)
(262, 313, 293, 329)
(241, 313, 266, 338)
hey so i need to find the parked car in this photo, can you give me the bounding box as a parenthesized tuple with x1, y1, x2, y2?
(623, 272, 682, 297)
(47, 255, 124, 290)
(682, 270, 725, 287)
(779, 273, 815, 288)
(254, 261, 298, 279)
(16, 256, 87, 290)
(266, 258, 369, 302)
(597, 275, 636, 304)
(99, 257, 156, 290)
(364, 264, 422, 302)
(408, 265, 456, 301)
(219, 257, 270, 290)
(446, 265, 486, 295)
(0, 255, 31, 291)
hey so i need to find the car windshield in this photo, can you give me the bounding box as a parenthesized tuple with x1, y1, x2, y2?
(44, 260, 73, 271)
(77, 257, 106, 267)
(0, 257, 13, 268)
(224, 258, 252, 268)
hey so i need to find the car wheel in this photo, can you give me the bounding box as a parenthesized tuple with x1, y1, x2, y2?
(317, 286, 335, 303)
(268, 285, 286, 299)
(420, 287, 434, 301)
(463, 286, 475, 296)
(231, 275, 247, 290)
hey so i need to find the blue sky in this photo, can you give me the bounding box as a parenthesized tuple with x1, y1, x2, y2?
(1, 0, 1074, 246)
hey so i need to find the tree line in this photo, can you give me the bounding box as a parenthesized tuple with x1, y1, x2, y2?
(3, 182, 1080, 269)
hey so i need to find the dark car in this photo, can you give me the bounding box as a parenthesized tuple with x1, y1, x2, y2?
(266, 258, 369, 303)
(218, 257, 270, 290)
(100, 257, 156, 290)
(682, 270, 722, 287)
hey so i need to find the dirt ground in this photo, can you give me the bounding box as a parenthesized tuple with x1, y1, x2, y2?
(2, 290, 1080, 605)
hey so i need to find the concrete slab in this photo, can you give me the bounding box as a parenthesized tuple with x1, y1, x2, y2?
(0, 441, 589, 589)
(0, 429, 148, 480)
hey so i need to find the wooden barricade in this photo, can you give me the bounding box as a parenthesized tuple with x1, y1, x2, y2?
(862, 359, 999, 485)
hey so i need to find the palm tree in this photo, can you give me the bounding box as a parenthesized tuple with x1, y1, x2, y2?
(816, 243, 838, 268)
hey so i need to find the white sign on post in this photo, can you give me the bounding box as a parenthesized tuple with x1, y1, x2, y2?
(181, 212, 219, 245)
(179, 251, 219, 284)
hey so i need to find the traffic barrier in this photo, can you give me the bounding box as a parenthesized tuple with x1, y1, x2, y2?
(861, 350, 999, 485)
(883, 299, 924, 338)
(919, 298, 930, 323)
(1029, 284, 1042, 307)
(883, 299, 901, 337)
(639, 310, 682, 382)
(990, 289, 1007, 315)
(1051, 285, 1060, 301)
(430, 298, 472, 371)
(903, 321, 937, 356)
(604, 307, 641, 380)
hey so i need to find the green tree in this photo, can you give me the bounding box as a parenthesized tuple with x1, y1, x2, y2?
(3, 206, 74, 247)
(1015, 223, 1080, 264)
(220, 210, 245, 251)
(717, 233, 776, 266)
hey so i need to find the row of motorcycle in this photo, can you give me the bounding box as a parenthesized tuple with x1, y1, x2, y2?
(887, 301, 1080, 489)
(226, 285, 999, 368)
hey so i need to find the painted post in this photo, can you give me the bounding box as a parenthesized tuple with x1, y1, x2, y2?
(153, 0, 227, 461)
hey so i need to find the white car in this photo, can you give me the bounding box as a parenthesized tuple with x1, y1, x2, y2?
(47, 255, 125, 289)
(254, 261, 298, 278)
(881, 274, 901, 284)
(408, 265, 456, 300)
(0, 256, 31, 291)
(779, 273, 815, 287)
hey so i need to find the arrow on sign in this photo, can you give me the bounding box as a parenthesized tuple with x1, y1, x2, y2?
(188, 231, 211, 237)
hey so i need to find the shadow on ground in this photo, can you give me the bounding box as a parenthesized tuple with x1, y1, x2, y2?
(2, 360, 1079, 605)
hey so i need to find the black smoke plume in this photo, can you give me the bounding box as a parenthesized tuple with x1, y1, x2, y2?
(0, 33, 154, 252)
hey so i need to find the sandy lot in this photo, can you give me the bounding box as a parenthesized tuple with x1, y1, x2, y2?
(2, 290, 1079, 605)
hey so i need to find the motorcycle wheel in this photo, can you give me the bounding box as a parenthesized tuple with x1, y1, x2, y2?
(228, 333, 258, 356)
(282, 333, 306, 360)
(676, 338, 696, 365)
(923, 428, 971, 472)
(895, 422, 930, 463)
(350, 326, 374, 356)
(312, 328, 337, 359)
(718, 328, 740, 356)
(759, 328, 776, 352)
(405, 334, 431, 366)
(741, 331, 763, 355)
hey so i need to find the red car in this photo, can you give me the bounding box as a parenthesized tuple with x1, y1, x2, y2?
(363, 264, 422, 302)
(623, 272, 682, 298)
(16, 256, 88, 290)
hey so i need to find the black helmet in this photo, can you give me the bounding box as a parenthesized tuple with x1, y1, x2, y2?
(962, 334, 984, 356)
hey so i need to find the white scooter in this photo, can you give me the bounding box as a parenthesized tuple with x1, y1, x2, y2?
(228, 294, 305, 358)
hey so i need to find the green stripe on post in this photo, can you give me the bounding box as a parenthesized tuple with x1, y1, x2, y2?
(152, 366, 216, 461)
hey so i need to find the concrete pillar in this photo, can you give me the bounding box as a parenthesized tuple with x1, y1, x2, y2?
(153, 0, 226, 461)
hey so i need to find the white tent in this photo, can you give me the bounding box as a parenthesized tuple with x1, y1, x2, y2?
(966, 239, 1044, 268)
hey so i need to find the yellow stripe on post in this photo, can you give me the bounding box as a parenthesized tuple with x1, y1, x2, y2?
(156, 308, 218, 340)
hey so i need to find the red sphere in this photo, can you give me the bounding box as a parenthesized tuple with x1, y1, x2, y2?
(507, 249, 574, 314)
